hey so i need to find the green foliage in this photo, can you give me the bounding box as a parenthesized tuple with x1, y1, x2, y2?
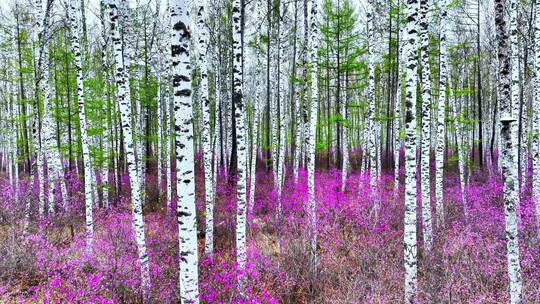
(316, 141, 327, 152)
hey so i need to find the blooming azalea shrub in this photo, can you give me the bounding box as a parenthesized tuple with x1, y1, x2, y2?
(0, 159, 540, 303)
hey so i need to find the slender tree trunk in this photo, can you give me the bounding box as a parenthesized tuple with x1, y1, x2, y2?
(435, 0, 449, 228)
(366, 0, 377, 191)
(302, 0, 310, 175)
(196, 0, 214, 257)
(307, 0, 319, 272)
(69, 0, 94, 247)
(36, 0, 68, 214)
(394, 2, 404, 196)
(249, 2, 264, 212)
(293, 0, 302, 184)
(164, 6, 173, 214)
(232, 0, 248, 293)
(495, 0, 523, 302)
(477, 0, 483, 168)
(509, 0, 521, 191)
(170, 1, 200, 302)
(276, 2, 288, 209)
(533, 1, 540, 238)
(403, 0, 419, 302)
(157, 77, 163, 196)
(341, 78, 348, 192)
(419, 0, 433, 250)
(108, 1, 151, 300)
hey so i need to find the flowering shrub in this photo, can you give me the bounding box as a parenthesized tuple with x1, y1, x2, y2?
(0, 161, 539, 303)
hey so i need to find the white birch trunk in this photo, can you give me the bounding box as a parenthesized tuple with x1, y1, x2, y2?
(108, 1, 151, 300)
(341, 90, 348, 192)
(509, 0, 521, 190)
(157, 77, 163, 195)
(533, 2, 540, 238)
(276, 3, 288, 208)
(419, 0, 433, 250)
(302, 0, 310, 177)
(170, 1, 200, 302)
(435, 0, 449, 228)
(403, 0, 419, 302)
(165, 7, 173, 214)
(213, 52, 221, 204)
(249, 5, 263, 211)
(232, 0, 248, 291)
(37, 1, 67, 214)
(366, 0, 377, 190)
(196, 0, 214, 257)
(33, 0, 46, 219)
(394, 23, 405, 196)
(34, 0, 51, 214)
(69, 0, 94, 247)
(307, 0, 319, 268)
(495, 0, 523, 302)
(249, 109, 259, 212)
(293, 1, 303, 185)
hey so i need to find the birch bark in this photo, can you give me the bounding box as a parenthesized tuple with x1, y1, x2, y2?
(418, 0, 432, 250)
(69, 0, 94, 247)
(496, 0, 523, 302)
(435, 0, 449, 227)
(108, 1, 151, 300)
(232, 0, 248, 291)
(307, 0, 319, 268)
(403, 0, 419, 302)
(533, 1, 540, 237)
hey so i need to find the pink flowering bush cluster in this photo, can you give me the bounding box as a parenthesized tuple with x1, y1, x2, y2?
(0, 155, 539, 303)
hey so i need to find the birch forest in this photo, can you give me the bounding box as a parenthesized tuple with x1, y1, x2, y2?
(1, 0, 540, 303)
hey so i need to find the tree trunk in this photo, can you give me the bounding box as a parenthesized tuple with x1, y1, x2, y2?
(495, 0, 523, 302)
(419, 0, 433, 250)
(435, 0, 449, 227)
(232, 0, 248, 292)
(69, 0, 94, 248)
(307, 0, 319, 272)
(403, 0, 419, 302)
(533, 0, 540, 238)
(108, 1, 151, 300)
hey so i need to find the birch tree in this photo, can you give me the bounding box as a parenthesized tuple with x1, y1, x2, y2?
(195, 0, 214, 257)
(435, 0, 449, 227)
(35, 0, 56, 214)
(232, 0, 248, 291)
(509, 0, 521, 191)
(32, 0, 48, 218)
(164, 5, 173, 214)
(366, 0, 377, 190)
(418, 0, 432, 250)
(394, 8, 404, 197)
(292, 0, 304, 184)
(170, 0, 200, 302)
(495, 0, 523, 302)
(108, 0, 151, 300)
(533, 0, 540, 237)
(248, 0, 264, 211)
(68, 0, 94, 248)
(276, 1, 288, 206)
(307, 0, 319, 268)
(403, 0, 419, 302)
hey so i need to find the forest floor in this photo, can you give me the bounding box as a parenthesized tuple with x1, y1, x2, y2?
(0, 163, 539, 303)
